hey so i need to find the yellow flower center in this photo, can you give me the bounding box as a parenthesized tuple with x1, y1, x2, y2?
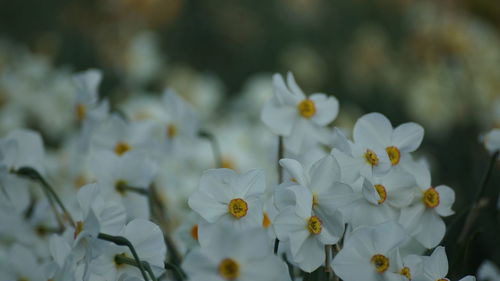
(297, 99, 316, 118)
(436, 279, 449, 281)
(218, 258, 240, 280)
(423, 187, 440, 208)
(75, 104, 86, 121)
(262, 212, 271, 228)
(307, 216, 322, 235)
(386, 146, 401, 166)
(74, 221, 84, 239)
(190, 224, 198, 240)
(374, 184, 387, 204)
(364, 149, 379, 166)
(228, 198, 248, 219)
(371, 254, 389, 273)
(114, 141, 132, 156)
(167, 124, 178, 138)
(400, 266, 411, 279)
(221, 157, 236, 170)
(18, 278, 29, 281)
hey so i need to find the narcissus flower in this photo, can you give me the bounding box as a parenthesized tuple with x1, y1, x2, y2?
(188, 169, 266, 246)
(332, 221, 408, 281)
(90, 151, 157, 220)
(353, 113, 424, 169)
(182, 225, 290, 281)
(347, 170, 415, 228)
(399, 163, 455, 248)
(72, 69, 102, 121)
(261, 72, 338, 153)
(91, 219, 166, 281)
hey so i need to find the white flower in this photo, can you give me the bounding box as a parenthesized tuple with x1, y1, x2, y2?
(188, 169, 266, 246)
(261, 72, 339, 153)
(90, 151, 157, 220)
(478, 260, 500, 281)
(159, 89, 199, 153)
(332, 113, 398, 182)
(182, 225, 291, 281)
(90, 114, 158, 160)
(0, 244, 45, 281)
(412, 246, 449, 281)
(91, 219, 166, 281)
(347, 170, 415, 228)
(332, 221, 408, 281)
(351, 113, 424, 170)
(482, 128, 500, 156)
(72, 69, 102, 121)
(399, 163, 455, 248)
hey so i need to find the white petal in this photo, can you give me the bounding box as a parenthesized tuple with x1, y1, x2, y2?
(353, 113, 392, 148)
(392, 122, 424, 152)
(371, 221, 407, 254)
(233, 169, 266, 198)
(261, 100, 297, 136)
(273, 207, 306, 241)
(425, 246, 448, 279)
(309, 94, 339, 126)
(279, 158, 307, 186)
(285, 72, 306, 99)
(198, 169, 235, 203)
(415, 211, 445, 249)
(292, 235, 324, 272)
(188, 191, 227, 223)
(435, 185, 455, 217)
(309, 154, 341, 193)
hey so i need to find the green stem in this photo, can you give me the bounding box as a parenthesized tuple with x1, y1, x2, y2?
(98, 233, 150, 281)
(165, 262, 186, 281)
(14, 166, 75, 228)
(274, 136, 284, 255)
(198, 130, 222, 168)
(115, 255, 158, 281)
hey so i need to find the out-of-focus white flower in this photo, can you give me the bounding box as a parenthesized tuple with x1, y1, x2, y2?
(1, 129, 45, 173)
(261, 72, 338, 154)
(0, 243, 45, 281)
(159, 89, 199, 153)
(91, 219, 166, 281)
(482, 128, 500, 156)
(332, 221, 408, 281)
(90, 151, 157, 220)
(477, 260, 500, 281)
(399, 163, 455, 248)
(72, 69, 102, 121)
(182, 225, 291, 281)
(188, 169, 266, 246)
(90, 115, 159, 160)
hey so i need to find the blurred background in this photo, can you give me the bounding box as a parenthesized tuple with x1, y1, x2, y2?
(0, 0, 499, 278)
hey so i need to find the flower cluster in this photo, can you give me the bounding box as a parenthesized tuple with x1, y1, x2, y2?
(0, 67, 496, 281)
